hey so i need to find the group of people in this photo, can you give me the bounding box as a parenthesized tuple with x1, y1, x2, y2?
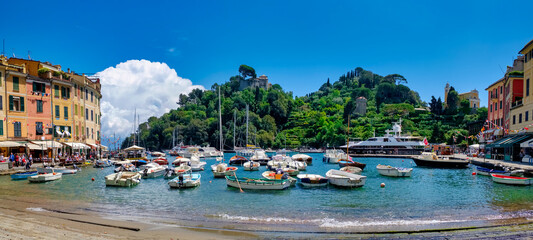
(7, 153, 33, 169)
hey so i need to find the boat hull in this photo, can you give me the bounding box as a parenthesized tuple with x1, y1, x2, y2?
(168, 174, 201, 188)
(491, 174, 532, 185)
(296, 174, 328, 187)
(105, 172, 141, 187)
(225, 176, 291, 190)
(37, 167, 78, 174)
(11, 171, 38, 180)
(376, 165, 412, 177)
(29, 173, 62, 183)
(326, 169, 366, 188)
(413, 158, 469, 168)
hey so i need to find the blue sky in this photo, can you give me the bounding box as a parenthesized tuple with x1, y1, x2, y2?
(3, 1, 533, 141)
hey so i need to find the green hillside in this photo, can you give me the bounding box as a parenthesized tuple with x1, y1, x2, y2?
(122, 66, 487, 150)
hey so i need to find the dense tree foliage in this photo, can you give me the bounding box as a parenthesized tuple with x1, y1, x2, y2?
(121, 67, 485, 150)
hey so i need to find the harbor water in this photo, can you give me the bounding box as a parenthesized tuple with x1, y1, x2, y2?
(1, 153, 532, 233)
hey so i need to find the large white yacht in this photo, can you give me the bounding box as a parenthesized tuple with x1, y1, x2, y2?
(346, 119, 425, 155)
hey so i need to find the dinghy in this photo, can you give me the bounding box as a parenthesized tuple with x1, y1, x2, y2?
(29, 172, 62, 183)
(105, 172, 141, 187)
(296, 174, 328, 187)
(376, 164, 412, 177)
(225, 175, 291, 190)
(326, 169, 366, 188)
(168, 173, 201, 189)
(491, 174, 532, 186)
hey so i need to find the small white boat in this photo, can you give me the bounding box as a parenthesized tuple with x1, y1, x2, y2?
(37, 167, 78, 175)
(225, 175, 291, 190)
(296, 174, 328, 187)
(243, 161, 260, 171)
(326, 169, 366, 188)
(151, 151, 166, 157)
(250, 150, 270, 165)
(211, 162, 238, 178)
(164, 165, 192, 178)
(189, 157, 206, 171)
(105, 172, 141, 187)
(94, 159, 113, 168)
(324, 149, 346, 163)
(491, 174, 532, 185)
(376, 164, 413, 177)
(340, 166, 362, 174)
(292, 154, 312, 163)
(138, 163, 167, 178)
(262, 171, 297, 186)
(29, 173, 62, 183)
(172, 157, 190, 167)
(168, 173, 201, 188)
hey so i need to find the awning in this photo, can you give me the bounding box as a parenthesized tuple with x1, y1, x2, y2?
(520, 138, 533, 147)
(30, 140, 63, 148)
(0, 141, 22, 147)
(62, 142, 91, 150)
(99, 144, 108, 151)
(86, 143, 98, 149)
(489, 135, 533, 148)
(17, 142, 44, 150)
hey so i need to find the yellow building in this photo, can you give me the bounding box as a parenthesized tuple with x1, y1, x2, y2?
(50, 66, 74, 143)
(510, 39, 533, 132)
(83, 77, 102, 146)
(0, 56, 7, 141)
(68, 72, 86, 143)
(5, 63, 28, 140)
(444, 83, 480, 109)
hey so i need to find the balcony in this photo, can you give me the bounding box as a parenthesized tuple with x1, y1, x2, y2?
(511, 100, 523, 110)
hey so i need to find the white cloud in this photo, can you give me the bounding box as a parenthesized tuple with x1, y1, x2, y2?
(96, 59, 204, 142)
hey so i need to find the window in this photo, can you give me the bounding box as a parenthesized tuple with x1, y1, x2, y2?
(86, 127, 89, 137)
(32, 82, 46, 93)
(76, 126, 79, 137)
(36, 122, 43, 135)
(55, 105, 60, 118)
(14, 122, 21, 137)
(527, 111, 529, 122)
(61, 86, 70, 99)
(54, 85, 59, 97)
(490, 104, 493, 112)
(0, 96, 2, 110)
(526, 78, 529, 96)
(64, 106, 68, 120)
(86, 108, 89, 120)
(36, 100, 43, 113)
(500, 101, 502, 109)
(0, 120, 3, 135)
(75, 104, 78, 115)
(513, 115, 516, 125)
(13, 76, 19, 91)
(74, 84, 78, 97)
(519, 113, 523, 123)
(495, 103, 498, 111)
(97, 131, 100, 141)
(0, 72, 2, 86)
(85, 89, 88, 100)
(9, 96, 24, 112)
(91, 128, 94, 139)
(500, 86, 503, 94)
(91, 91, 93, 102)
(91, 110, 93, 121)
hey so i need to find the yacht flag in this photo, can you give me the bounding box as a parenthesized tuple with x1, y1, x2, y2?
(423, 137, 429, 146)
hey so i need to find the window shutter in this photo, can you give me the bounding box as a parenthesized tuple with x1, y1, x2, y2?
(0, 120, 3, 135)
(20, 97, 24, 112)
(33, 82, 37, 92)
(9, 96, 13, 111)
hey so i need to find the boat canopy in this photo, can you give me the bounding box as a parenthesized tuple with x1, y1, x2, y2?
(487, 135, 533, 148)
(124, 145, 145, 151)
(520, 138, 533, 148)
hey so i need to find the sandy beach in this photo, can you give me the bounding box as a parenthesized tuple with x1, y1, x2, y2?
(0, 194, 532, 240)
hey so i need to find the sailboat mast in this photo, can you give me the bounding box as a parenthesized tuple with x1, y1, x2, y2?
(218, 87, 223, 152)
(233, 110, 236, 150)
(246, 105, 249, 147)
(133, 108, 136, 146)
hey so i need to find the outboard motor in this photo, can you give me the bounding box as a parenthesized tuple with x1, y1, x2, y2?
(143, 168, 149, 177)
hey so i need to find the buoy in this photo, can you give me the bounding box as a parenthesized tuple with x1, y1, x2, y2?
(380, 183, 385, 188)
(91, 178, 95, 181)
(101, 168, 104, 170)
(472, 172, 476, 176)
(402, 160, 404, 162)
(209, 181, 212, 183)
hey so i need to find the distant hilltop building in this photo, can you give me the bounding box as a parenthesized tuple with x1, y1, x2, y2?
(355, 97, 367, 116)
(239, 75, 272, 91)
(444, 83, 480, 109)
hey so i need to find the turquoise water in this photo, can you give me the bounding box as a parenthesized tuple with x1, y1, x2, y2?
(1, 153, 532, 232)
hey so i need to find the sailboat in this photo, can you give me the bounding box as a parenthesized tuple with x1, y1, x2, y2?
(212, 86, 235, 177)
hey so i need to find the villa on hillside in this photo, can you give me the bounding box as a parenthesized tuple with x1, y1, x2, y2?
(239, 75, 272, 91)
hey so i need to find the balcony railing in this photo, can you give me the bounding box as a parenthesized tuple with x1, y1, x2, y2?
(511, 100, 523, 109)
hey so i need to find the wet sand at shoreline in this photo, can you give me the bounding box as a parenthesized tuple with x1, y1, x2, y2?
(0, 195, 532, 239)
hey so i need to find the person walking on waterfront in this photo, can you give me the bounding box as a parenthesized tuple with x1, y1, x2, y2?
(15, 154, 20, 167)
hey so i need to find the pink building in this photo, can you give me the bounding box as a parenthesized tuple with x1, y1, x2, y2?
(26, 75, 53, 140)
